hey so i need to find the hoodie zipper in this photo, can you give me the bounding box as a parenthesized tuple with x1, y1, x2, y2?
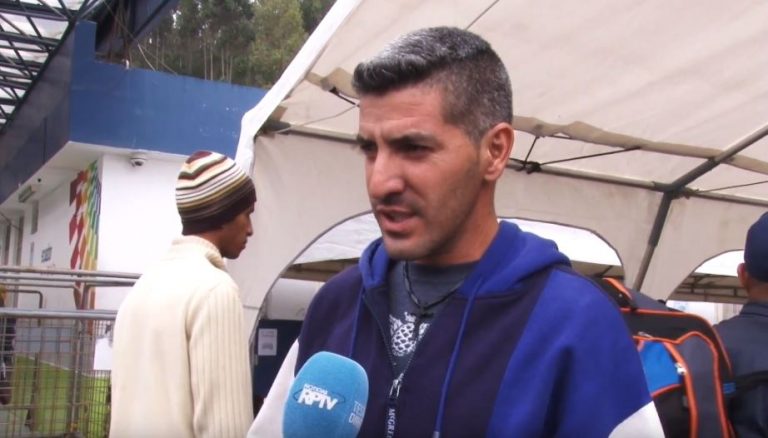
(384, 332, 423, 438)
(366, 295, 425, 438)
(386, 375, 401, 438)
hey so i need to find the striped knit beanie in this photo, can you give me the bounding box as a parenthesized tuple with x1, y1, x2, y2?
(176, 151, 256, 235)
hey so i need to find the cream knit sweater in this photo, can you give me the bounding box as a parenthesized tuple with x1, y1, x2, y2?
(110, 236, 252, 438)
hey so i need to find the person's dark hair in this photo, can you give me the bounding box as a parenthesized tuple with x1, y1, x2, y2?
(744, 212, 768, 283)
(352, 26, 512, 144)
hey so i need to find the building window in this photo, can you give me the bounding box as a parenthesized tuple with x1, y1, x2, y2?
(14, 216, 23, 266)
(1, 224, 9, 265)
(30, 201, 39, 235)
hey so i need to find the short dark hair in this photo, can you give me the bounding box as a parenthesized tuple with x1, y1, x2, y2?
(352, 26, 512, 144)
(745, 212, 768, 283)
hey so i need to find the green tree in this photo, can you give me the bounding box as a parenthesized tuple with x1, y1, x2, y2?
(126, 0, 335, 87)
(175, 0, 204, 76)
(299, 0, 335, 33)
(130, 14, 177, 72)
(199, 0, 255, 82)
(249, 0, 307, 87)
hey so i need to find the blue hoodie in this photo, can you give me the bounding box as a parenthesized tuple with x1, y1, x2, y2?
(295, 221, 659, 437)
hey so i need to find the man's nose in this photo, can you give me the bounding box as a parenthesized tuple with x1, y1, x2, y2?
(246, 218, 254, 237)
(367, 149, 405, 201)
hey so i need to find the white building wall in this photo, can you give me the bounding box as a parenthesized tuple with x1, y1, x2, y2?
(96, 153, 184, 310)
(0, 223, 7, 265)
(10, 215, 23, 266)
(0, 217, 20, 266)
(2, 151, 186, 311)
(16, 174, 81, 309)
(1, 213, 25, 306)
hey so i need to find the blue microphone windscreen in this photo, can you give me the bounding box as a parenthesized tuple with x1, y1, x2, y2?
(283, 351, 369, 438)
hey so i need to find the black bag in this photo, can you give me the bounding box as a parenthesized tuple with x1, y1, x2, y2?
(595, 277, 734, 438)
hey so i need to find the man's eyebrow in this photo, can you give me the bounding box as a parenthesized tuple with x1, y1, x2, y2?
(355, 134, 373, 145)
(355, 132, 437, 146)
(389, 132, 436, 146)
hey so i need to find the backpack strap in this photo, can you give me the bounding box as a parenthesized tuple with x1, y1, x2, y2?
(594, 277, 638, 311)
(726, 370, 768, 397)
(725, 370, 768, 430)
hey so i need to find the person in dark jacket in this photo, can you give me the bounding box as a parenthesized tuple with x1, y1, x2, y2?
(716, 212, 768, 438)
(249, 26, 663, 437)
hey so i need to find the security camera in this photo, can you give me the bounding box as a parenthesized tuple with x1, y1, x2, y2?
(129, 152, 148, 168)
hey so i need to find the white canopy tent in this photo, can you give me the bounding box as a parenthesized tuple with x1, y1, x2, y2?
(229, 0, 768, 335)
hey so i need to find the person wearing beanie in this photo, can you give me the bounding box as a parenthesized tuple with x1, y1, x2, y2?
(716, 212, 768, 438)
(111, 151, 256, 438)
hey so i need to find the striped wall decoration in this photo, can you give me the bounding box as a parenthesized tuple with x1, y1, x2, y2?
(69, 161, 101, 309)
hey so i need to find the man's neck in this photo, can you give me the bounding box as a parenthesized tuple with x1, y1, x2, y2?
(746, 288, 768, 302)
(415, 215, 499, 266)
(747, 294, 768, 303)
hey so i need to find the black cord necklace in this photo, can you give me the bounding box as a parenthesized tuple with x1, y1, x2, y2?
(402, 261, 462, 342)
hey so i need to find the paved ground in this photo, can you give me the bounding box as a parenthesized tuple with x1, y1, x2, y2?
(0, 408, 34, 436)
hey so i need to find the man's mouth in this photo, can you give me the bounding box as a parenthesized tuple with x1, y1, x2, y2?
(376, 207, 417, 235)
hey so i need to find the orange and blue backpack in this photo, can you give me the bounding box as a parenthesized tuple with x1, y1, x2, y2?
(595, 277, 734, 438)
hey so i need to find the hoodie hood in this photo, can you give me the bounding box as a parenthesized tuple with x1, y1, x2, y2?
(358, 221, 570, 297)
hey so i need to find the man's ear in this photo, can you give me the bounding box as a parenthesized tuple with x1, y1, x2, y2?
(482, 123, 514, 182)
(737, 263, 749, 289)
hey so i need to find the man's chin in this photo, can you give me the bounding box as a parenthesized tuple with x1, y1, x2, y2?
(224, 248, 245, 260)
(381, 236, 423, 261)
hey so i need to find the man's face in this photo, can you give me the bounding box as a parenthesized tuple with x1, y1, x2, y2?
(357, 84, 487, 265)
(218, 205, 254, 259)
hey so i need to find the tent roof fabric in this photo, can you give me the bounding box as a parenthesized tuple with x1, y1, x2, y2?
(230, 0, 768, 335)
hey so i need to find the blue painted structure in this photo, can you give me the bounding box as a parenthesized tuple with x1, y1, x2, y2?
(0, 20, 266, 205)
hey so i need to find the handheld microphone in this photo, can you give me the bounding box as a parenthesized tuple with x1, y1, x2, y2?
(282, 351, 369, 438)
